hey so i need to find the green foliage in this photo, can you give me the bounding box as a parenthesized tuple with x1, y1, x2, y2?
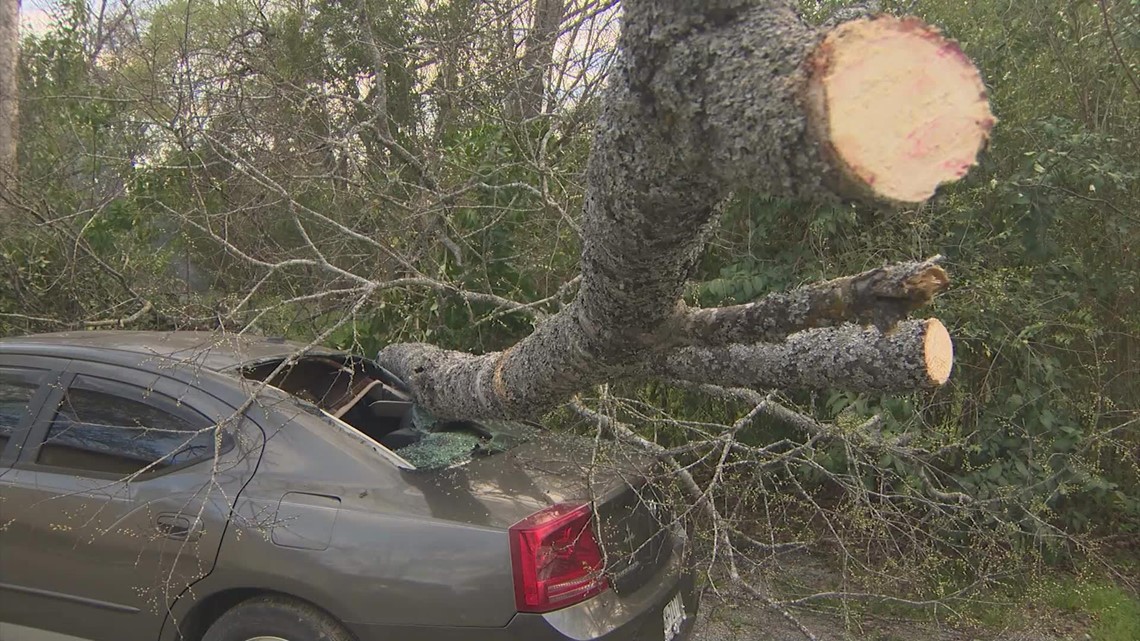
(1047, 579, 1140, 641)
(2, 0, 182, 331)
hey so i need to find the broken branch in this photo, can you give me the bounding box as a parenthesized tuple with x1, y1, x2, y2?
(677, 257, 949, 346)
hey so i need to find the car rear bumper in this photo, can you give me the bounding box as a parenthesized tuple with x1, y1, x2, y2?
(345, 534, 698, 641)
(510, 555, 698, 641)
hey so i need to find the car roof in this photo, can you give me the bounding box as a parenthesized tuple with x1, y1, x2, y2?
(0, 330, 339, 372)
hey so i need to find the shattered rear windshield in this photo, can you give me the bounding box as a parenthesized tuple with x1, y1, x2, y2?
(394, 406, 538, 470)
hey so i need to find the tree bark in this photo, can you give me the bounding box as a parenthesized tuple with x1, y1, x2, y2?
(0, 0, 19, 221)
(378, 1, 991, 420)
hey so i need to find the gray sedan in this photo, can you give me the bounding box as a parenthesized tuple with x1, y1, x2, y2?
(0, 331, 696, 641)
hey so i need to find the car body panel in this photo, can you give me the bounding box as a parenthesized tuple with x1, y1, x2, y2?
(0, 353, 264, 641)
(341, 531, 697, 641)
(201, 402, 519, 628)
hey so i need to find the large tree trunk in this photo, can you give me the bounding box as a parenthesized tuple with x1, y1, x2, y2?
(378, 1, 993, 420)
(0, 0, 18, 220)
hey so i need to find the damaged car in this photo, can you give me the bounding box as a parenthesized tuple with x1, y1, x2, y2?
(0, 331, 697, 641)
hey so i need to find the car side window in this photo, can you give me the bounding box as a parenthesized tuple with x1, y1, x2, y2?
(0, 369, 42, 453)
(36, 378, 218, 478)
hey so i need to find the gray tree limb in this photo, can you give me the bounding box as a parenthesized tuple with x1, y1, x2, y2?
(652, 319, 952, 393)
(675, 257, 949, 347)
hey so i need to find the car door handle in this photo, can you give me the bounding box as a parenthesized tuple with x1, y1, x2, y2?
(156, 513, 202, 541)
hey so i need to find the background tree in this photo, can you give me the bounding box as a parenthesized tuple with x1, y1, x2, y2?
(0, 0, 19, 220)
(508, 0, 569, 120)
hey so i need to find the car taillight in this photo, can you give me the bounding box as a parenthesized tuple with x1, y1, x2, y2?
(509, 502, 609, 613)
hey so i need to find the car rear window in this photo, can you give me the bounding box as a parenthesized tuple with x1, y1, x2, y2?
(393, 406, 537, 470)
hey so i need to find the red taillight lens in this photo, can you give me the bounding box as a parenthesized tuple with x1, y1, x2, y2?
(509, 502, 609, 613)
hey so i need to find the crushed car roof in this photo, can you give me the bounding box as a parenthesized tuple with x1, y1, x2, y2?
(0, 330, 336, 372)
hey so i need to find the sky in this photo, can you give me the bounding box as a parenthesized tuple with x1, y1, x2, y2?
(20, 0, 54, 33)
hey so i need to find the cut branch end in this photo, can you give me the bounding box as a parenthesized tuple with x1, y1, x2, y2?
(923, 317, 953, 385)
(903, 264, 950, 304)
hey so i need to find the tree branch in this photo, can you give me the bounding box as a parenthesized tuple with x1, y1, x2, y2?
(654, 318, 953, 393)
(676, 256, 949, 346)
(569, 396, 823, 641)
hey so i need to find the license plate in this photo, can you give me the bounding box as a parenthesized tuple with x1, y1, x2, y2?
(663, 592, 685, 641)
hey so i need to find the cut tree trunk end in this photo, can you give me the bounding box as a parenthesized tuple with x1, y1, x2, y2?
(807, 16, 995, 203)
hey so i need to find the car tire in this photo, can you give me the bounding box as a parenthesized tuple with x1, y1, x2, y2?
(202, 595, 355, 641)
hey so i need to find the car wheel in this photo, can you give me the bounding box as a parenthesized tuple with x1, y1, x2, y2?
(202, 596, 354, 641)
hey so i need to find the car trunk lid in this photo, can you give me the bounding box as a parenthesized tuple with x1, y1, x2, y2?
(410, 429, 674, 595)
(594, 480, 673, 595)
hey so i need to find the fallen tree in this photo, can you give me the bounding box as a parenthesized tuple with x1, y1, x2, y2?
(377, 0, 992, 419)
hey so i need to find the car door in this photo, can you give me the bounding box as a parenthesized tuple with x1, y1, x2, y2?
(0, 355, 70, 637)
(0, 359, 261, 641)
